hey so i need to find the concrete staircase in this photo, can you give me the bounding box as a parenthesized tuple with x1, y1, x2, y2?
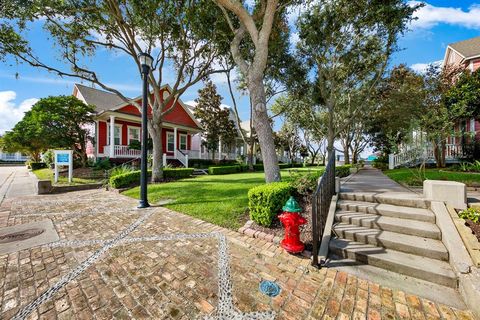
(329, 192, 458, 288)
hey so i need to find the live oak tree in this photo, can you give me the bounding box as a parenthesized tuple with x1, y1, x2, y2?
(3, 96, 95, 165)
(0, 0, 230, 182)
(193, 81, 237, 159)
(368, 65, 425, 155)
(212, 0, 298, 183)
(421, 64, 466, 168)
(274, 121, 301, 164)
(295, 0, 419, 155)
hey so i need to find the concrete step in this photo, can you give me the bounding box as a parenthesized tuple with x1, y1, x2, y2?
(335, 210, 441, 240)
(339, 192, 429, 209)
(337, 200, 435, 223)
(333, 223, 449, 261)
(329, 238, 457, 288)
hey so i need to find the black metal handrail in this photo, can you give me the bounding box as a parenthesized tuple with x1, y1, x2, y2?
(311, 151, 336, 267)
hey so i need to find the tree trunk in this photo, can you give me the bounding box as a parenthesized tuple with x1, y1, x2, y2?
(248, 140, 255, 171)
(326, 102, 336, 158)
(310, 150, 318, 165)
(343, 148, 350, 165)
(248, 78, 280, 182)
(150, 121, 163, 182)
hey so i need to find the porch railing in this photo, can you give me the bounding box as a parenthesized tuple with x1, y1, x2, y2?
(389, 143, 463, 169)
(312, 151, 336, 267)
(104, 145, 142, 158)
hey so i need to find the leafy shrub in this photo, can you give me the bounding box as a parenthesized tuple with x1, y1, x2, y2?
(253, 164, 264, 171)
(372, 155, 388, 170)
(42, 150, 54, 168)
(109, 167, 194, 188)
(110, 170, 142, 188)
(164, 168, 194, 179)
(30, 162, 47, 170)
(208, 165, 240, 175)
(109, 165, 135, 178)
(290, 170, 324, 196)
(238, 164, 249, 172)
(459, 207, 480, 223)
(248, 182, 292, 227)
(336, 165, 351, 178)
(291, 163, 303, 168)
(278, 163, 291, 169)
(94, 157, 111, 170)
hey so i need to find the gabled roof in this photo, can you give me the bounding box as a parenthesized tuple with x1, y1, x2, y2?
(448, 36, 480, 59)
(74, 84, 127, 112)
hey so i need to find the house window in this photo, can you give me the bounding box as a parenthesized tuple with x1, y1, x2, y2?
(167, 132, 175, 152)
(128, 126, 140, 144)
(107, 124, 122, 145)
(471, 118, 475, 133)
(179, 134, 187, 150)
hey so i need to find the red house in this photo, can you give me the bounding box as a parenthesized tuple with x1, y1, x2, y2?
(73, 83, 203, 166)
(443, 36, 480, 149)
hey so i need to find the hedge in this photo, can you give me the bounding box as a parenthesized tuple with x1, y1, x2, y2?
(278, 163, 291, 169)
(109, 168, 194, 188)
(253, 164, 264, 171)
(336, 165, 351, 178)
(30, 162, 47, 170)
(208, 165, 240, 175)
(164, 168, 194, 179)
(248, 182, 292, 227)
(189, 159, 237, 169)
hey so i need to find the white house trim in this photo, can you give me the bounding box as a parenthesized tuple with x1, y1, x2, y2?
(166, 132, 175, 153)
(179, 133, 188, 150)
(127, 125, 141, 145)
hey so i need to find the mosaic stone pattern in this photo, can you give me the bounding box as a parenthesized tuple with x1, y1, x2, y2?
(0, 189, 476, 320)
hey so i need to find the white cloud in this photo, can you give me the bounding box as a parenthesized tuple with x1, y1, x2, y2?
(410, 59, 443, 73)
(0, 91, 38, 134)
(408, 1, 480, 29)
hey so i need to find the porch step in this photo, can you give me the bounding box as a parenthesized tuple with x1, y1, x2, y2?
(333, 223, 448, 261)
(329, 238, 457, 288)
(193, 169, 208, 176)
(335, 211, 441, 240)
(339, 192, 429, 209)
(337, 200, 435, 223)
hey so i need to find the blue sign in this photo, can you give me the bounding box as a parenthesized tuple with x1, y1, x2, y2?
(56, 153, 70, 164)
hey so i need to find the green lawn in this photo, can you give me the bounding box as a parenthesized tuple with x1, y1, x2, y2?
(32, 168, 102, 186)
(123, 167, 324, 229)
(384, 168, 480, 187)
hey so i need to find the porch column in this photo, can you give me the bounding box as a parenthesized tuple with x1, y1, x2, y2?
(109, 115, 115, 158)
(173, 127, 178, 158)
(218, 138, 222, 160)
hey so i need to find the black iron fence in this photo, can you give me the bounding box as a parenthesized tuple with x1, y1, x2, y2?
(311, 151, 336, 267)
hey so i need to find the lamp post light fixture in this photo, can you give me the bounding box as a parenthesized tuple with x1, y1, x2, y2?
(138, 52, 154, 209)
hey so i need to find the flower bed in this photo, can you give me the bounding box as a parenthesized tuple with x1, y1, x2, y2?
(459, 207, 480, 242)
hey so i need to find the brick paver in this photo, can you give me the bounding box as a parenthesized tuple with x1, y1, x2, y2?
(0, 190, 475, 319)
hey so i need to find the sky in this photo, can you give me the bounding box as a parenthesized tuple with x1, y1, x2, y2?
(1, 0, 480, 135)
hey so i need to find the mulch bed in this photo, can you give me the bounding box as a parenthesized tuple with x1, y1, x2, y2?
(248, 196, 314, 251)
(464, 219, 480, 242)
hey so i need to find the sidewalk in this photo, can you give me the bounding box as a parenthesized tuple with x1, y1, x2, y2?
(341, 166, 412, 193)
(0, 189, 474, 319)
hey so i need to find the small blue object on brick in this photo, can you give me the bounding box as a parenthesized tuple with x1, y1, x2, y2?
(259, 280, 281, 297)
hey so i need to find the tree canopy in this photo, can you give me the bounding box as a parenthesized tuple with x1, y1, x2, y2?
(194, 81, 237, 156)
(3, 96, 95, 164)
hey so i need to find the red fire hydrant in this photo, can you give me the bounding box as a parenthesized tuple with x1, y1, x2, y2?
(278, 196, 307, 253)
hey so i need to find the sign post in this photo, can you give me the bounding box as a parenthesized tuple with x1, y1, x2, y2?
(54, 150, 73, 183)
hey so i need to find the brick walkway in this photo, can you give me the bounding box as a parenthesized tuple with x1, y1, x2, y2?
(0, 190, 475, 319)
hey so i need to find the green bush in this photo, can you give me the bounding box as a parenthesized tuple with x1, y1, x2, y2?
(94, 157, 111, 170)
(278, 163, 291, 169)
(30, 162, 47, 170)
(291, 163, 303, 168)
(208, 165, 240, 175)
(336, 165, 351, 178)
(372, 155, 388, 170)
(290, 170, 324, 196)
(248, 182, 292, 227)
(253, 164, 264, 171)
(109, 170, 141, 188)
(109, 165, 135, 178)
(459, 207, 480, 223)
(109, 168, 193, 188)
(164, 168, 194, 179)
(42, 150, 54, 168)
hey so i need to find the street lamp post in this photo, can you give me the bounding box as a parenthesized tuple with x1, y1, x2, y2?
(138, 52, 153, 209)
